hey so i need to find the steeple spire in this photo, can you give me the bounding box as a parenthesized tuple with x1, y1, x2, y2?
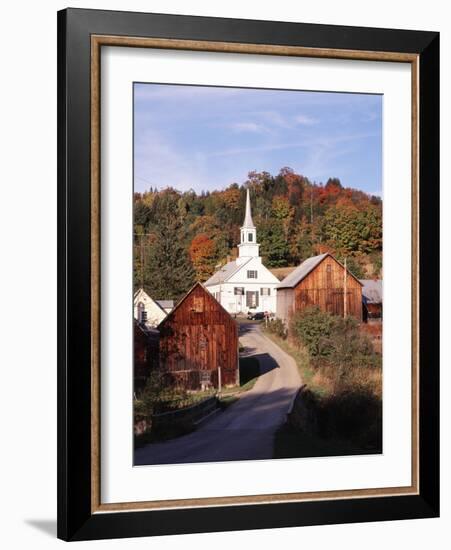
(237, 188, 259, 264)
(242, 189, 255, 228)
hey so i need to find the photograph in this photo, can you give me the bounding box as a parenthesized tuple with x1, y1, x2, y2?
(132, 83, 383, 465)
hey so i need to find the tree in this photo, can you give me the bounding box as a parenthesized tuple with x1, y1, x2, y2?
(322, 204, 382, 256)
(142, 192, 195, 301)
(258, 219, 290, 267)
(189, 233, 217, 281)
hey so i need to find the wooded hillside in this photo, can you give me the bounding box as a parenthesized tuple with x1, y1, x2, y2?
(134, 167, 382, 301)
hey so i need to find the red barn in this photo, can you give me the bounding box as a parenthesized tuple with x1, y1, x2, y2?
(276, 253, 363, 324)
(134, 321, 159, 393)
(158, 282, 239, 390)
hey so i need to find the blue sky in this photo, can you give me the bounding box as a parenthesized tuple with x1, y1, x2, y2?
(134, 83, 382, 196)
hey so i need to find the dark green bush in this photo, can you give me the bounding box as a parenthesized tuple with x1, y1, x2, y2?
(290, 306, 335, 356)
(290, 307, 377, 369)
(266, 318, 288, 339)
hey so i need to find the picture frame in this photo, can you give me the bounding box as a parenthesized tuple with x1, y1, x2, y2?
(57, 7, 439, 541)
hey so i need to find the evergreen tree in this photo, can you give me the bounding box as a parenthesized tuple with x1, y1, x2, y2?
(143, 193, 195, 301)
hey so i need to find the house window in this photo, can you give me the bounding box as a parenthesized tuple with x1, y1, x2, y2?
(248, 232, 253, 242)
(234, 287, 245, 295)
(247, 270, 257, 279)
(260, 288, 271, 296)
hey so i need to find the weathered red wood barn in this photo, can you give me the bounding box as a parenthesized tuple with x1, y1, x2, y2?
(276, 253, 363, 324)
(158, 282, 239, 390)
(134, 321, 159, 393)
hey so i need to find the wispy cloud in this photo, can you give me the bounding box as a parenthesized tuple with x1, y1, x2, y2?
(134, 84, 382, 195)
(206, 132, 378, 159)
(295, 114, 318, 125)
(227, 122, 267, 133)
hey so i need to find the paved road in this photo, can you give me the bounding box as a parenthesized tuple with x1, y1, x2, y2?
(134, 322, 301, 466)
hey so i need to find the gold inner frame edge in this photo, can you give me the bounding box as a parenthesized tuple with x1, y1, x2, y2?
(90, 34, 420, 514)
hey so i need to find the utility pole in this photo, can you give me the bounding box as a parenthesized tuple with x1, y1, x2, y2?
(344, 257, 348, 318)
(140, 234, 144, 288)
(310, 185, 315, 250)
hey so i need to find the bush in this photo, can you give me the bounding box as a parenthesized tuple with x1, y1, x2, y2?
(266, 318, 287, 339)
(290, 306, 335, 356)
(135, 372, 189, 418)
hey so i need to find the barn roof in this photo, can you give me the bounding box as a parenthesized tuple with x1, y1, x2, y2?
(157, 281, 235, 328)
(204, 258, 251, 286)
(277, 253, 363, 289)
(359, 279, 383, 303)
(276, 254, 329, 289)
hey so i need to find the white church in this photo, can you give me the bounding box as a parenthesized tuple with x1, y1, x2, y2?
(204, 189, 279, 315)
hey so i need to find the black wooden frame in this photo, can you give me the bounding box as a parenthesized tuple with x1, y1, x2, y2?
(57, 8, 439, 541)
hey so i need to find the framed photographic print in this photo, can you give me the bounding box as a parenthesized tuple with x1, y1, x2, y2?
(57, 8, 439, 541)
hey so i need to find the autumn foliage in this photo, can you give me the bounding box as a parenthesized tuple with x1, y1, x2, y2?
(134, 167, 382, 298)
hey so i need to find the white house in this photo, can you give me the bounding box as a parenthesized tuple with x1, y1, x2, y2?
(204, 189, 279, 315)
(133, 288, 168, 328)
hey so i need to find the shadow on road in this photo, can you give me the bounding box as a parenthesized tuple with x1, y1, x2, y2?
(238, 320, 263, 335)
(134, 385, 300, 466)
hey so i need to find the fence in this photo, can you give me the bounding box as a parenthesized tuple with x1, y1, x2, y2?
(151, 395, 219, 438)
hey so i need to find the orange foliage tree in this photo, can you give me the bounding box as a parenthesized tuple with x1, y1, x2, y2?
(189, 233, 217, 281)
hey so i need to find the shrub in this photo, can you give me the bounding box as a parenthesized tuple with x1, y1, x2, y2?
(290, 306, 335, 356)
(266, 318, 288, 339)
(135, 371, 189, 418)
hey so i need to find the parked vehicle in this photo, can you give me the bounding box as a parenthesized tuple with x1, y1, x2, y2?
(247, 311, 265, 321)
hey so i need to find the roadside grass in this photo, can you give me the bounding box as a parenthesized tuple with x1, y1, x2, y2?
(263, 320, 382, 457)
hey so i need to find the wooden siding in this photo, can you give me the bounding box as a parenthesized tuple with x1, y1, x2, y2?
(134, 322, 159, 393)
(158, 284, 239, 390)
(295, 256, 362, 320)
(277, 255, 362, 323)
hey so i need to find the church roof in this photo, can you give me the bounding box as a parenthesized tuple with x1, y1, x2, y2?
(242, 188, 255, 229)
(204, 258, 251, 286)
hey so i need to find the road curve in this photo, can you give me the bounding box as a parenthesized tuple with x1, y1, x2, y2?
(134, 322, 301, 466)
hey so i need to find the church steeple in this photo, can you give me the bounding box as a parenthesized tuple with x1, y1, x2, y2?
(242, 188, 255, 229)
(237, 189, 260, 264)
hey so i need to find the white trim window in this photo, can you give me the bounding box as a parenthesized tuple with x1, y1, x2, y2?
(247, 270, 257, 279)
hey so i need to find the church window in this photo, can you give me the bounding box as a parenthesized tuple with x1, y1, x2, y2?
(234, 287, 245, 295)
(248, 232, 253, 242)
(260, 288, 271, 296)
(247, 270, 257, 279)
(246, 291, 259, 308)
